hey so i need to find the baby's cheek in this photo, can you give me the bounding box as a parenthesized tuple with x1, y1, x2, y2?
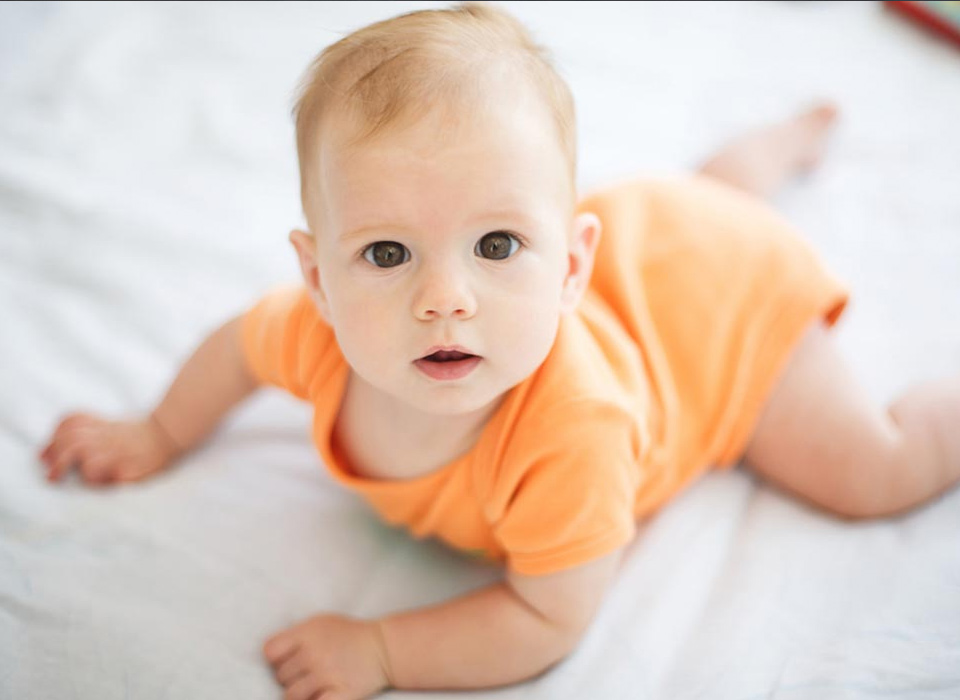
(333, 302, 399, 360)
(503, 298, 561, 369)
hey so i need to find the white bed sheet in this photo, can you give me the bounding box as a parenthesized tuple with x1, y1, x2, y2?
(2, 2, 959, 698)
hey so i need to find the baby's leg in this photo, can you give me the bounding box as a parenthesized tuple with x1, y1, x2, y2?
(697, 104, 838, 199)
(699, 103, 960, 517)
(744, 322, 960, 519)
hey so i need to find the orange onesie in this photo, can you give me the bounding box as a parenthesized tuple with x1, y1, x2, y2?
(241, 175, 848, 576)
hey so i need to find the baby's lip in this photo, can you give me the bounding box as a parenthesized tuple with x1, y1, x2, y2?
(414, 345, 482, 381)
(416, 345, 480, 362)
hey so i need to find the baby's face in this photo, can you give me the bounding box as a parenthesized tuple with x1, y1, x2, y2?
(304, 99, 582, 417)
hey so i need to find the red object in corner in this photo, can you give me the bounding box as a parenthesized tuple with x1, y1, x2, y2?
(885, 1, 960, 47)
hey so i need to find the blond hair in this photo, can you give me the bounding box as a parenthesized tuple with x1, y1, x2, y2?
(292, 2, 576, 219)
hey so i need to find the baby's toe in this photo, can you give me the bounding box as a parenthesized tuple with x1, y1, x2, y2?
(799, 102, 839, 133)
(264, 631, 298, 665)
(811, 101, 839, 123)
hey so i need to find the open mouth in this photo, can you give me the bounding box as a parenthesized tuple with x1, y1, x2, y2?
(414, 348, 482, 380)
(422, 349, 476, 363)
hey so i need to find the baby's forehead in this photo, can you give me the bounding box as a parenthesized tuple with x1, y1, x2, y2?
(305, 109, 574, 240)
(327, 100, 566, 180)
(311, 92, 554, 175)
(337, 68, 557, 143)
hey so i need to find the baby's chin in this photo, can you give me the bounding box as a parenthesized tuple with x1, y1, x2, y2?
(400, 383, 511, 419)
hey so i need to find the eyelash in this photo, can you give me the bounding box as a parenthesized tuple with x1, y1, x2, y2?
(360, 231, 526, 269)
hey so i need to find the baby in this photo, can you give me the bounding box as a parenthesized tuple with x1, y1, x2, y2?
(38, 3, 960, 698)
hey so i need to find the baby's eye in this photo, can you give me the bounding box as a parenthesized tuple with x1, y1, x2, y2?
(363, 241, 409, 268)
(475, 231, 520, 260)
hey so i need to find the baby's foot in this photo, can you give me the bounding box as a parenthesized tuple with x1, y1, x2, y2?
(784, 102, 839, 173)
(698, 101, 840, 198)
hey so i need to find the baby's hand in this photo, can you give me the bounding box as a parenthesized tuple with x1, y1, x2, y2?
(263, 614, 392, 700)
(38, 412, 179, 486)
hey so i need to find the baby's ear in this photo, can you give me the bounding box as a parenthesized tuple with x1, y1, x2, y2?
(288, 229, 331, 320)
(560, 212, 602, 314)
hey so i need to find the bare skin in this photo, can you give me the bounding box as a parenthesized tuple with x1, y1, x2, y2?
(39, 316, 258, 486)
(697, 102, 960, 519)
(698, 103, 839, 198)
(37, 103, 960, 699)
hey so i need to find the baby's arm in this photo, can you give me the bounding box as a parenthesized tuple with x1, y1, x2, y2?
(39, 315, 259, 484)
(262, 548, 624, 698)
(384, 548, 623, 688)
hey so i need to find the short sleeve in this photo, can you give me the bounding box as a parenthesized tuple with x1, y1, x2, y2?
(491, 402, 642, 576)
(240, 284, 333, 400)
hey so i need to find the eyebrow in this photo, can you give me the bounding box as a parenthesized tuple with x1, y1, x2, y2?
(337, 225, 404, 243)
(338, 210, 541, 242)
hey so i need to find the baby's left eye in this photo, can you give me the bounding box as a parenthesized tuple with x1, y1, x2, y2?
(475, 231, 520, 260)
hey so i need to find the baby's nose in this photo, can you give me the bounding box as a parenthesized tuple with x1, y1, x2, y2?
(412, 267, 477, 320)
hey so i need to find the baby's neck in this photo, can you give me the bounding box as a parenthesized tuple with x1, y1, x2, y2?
(334, 371, 503, 481)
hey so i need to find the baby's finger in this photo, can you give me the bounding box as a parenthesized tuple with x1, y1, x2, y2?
(79, 454, 117, 486)
(59, 412, 95, 431)
(47, 415, 80, 445)
(46, 419, 85, 457)
(264, 634, 299, 666)
(38, 436, 68, 465)
(318, 691, 347, 700)
(113, 462, 158, 484)
(275, 653, 309, 686)
(47, 443, 81, 482)
(111, 468, 141, 484)
(55, 412, 99, 440)
(50, 436, 94, 482)
(284, 674, 321, 700)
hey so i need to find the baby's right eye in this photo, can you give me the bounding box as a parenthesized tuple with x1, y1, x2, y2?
(363, 241, 409, 268)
